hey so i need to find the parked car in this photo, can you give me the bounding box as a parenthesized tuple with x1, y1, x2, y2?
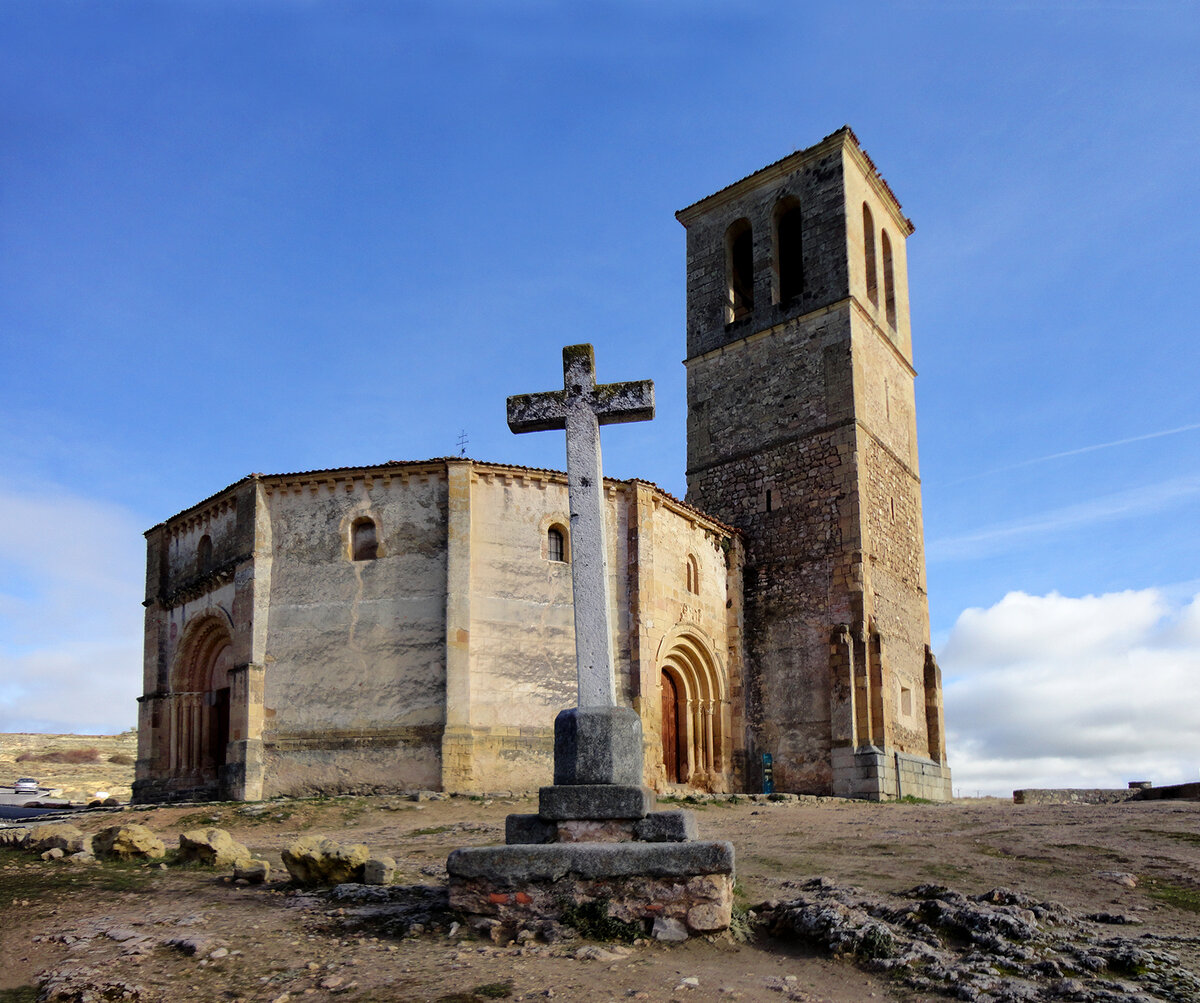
(14, 777, 39, 794)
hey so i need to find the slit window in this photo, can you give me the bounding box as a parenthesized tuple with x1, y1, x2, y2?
(882, 229, 896, 328)
(197, 535, 213, 574)
(862, 203, 878, 306)
(773, 200, 803, 304)
(725, 218, 754, 323)
(547, 526, 566, 563)
(352, 518, 378, 561)
(685, 554, 700, 595)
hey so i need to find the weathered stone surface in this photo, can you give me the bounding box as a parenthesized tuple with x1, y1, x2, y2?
(28, 823, 89, 855)
(0, 827, 30, 849)
(92, 824, 165, 861)
(556, 819, 636, 843)
(282, 835, 369, 886)
(652, 916, 689, 942)
(538, 784, 655, 821)
(449, 867, 733, 935)
(553, 706, 643, 786)
(233, 858, 271, 884)
(634, 811, 697, 842)
(363, 856, 396, 885)
(504, 813, 556, 845)
(178, 828, 251, 868)
(446, 840, 734, 884)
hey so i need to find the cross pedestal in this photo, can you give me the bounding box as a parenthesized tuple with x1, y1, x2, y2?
(445, 344, 733, 944)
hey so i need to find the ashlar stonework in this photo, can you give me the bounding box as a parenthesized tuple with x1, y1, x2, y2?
(134, 126, 950, 804)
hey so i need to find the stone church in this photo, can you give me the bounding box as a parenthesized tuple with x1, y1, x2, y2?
(133, 127, 952, 805)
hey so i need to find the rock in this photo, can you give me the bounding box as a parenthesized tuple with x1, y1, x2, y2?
(67, 851, 97, 865)
(209, 947, 229, 959)
(0, 827, 30, 849)
(362, 855, 395, 885)
(652, 916, 689, 942)
(233, 858, 271, 884)
(178, 828, 252, 868)
(686, 902, 730, 931)
(676, 976, 700, 988)
(28, 823, 89, 854)
(573, 945, 626, 961)
(281, 835, 369, 886)
(165, 935, 214, 956)
(41, 847, 65, 861)
(1096, 870, 1138, 888)
(92, 824, 165, 861)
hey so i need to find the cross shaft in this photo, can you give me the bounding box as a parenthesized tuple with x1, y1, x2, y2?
(507, 344, 654, 706)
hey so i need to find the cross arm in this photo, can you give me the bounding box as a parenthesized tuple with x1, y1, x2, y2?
(507, 391, 568, 434)
(594, 380, 655, 425)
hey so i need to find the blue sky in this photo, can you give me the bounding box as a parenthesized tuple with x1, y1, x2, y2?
(2, 2, 1198, 796)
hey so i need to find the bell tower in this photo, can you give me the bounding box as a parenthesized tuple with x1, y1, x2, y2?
(677, 127, 951, 799)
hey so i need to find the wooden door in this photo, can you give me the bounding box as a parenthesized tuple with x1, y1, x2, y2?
(661, 672, 679, 783)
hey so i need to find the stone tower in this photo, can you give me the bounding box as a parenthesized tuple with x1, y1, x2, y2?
(677, 127, 951, 800)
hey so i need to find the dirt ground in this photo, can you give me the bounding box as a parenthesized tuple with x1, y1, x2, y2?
(1, 792, 1198, 1002)
(1, 733, 137, 804)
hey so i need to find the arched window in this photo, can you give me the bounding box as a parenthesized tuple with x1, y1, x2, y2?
(685, 554, 700, 595)
(862, 203, 878, 306)
(725, 218, 754, 323)
(547, 526, 567, 563)
(352, 518, 378, 561)
(881, 229, 896, 328)
(773, 199, 803, 304)
(197, 535, 213, 574)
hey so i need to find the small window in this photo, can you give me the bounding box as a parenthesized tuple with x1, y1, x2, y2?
(862, 203, 878, 306)
(547, 526, 566, 563)
(685, 554, 700, 595)
(352, 518, 378, 561)
(725, 218, 754, 323)
(197, 535, 213, 574)
(881, 229, 896, 328)
(900, 687, 913, 716)
(773, 199, 803, 304)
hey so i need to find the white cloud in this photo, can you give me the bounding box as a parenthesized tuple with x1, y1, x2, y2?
(940, 589, 1200, 797)
(0, 486, 144, 734)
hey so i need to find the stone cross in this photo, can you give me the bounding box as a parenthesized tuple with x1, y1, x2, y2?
(508, 344, 654, 708)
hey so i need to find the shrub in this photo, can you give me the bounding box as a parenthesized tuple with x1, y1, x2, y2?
(15, 748, 101, 764)
(108, 753, 135, 766)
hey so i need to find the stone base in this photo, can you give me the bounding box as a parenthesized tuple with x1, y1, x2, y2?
(447, 841, 734, 936)
(831, 745, 952, 801)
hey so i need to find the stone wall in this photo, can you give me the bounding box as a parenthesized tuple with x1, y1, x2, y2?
(259, 464, 450, 795)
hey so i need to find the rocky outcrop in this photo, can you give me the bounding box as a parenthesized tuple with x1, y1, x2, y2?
(281, 835, 369, 886)
(92, 824, 165, 860)
(178, 828, 251, 868)
(759, 877, 1200, 1002)
(28, 823, 90, 855)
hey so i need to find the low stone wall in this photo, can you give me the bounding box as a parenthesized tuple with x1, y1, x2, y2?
(1012, 789, 1136, 805)
(1131, 781, 1200, 801)
(832, 746, 952, 801)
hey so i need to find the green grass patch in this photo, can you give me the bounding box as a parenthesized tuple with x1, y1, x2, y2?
(1159, 831, 1200, 846)
(0, 855, 155, 897)
(0, 987, 39, 1003)
(407, 825, 454, 837)
(559, 899, 643, 942)
(436, 985, 514, 1003)
(1146, 879, 1200, 914)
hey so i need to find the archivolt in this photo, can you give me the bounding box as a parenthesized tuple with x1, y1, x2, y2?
(172, 611, 234, 694)
(656, 627, 730, 790)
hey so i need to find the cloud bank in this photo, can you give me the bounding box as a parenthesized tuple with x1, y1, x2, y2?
(941, 588, 1200, 797)
(0, 487, 143, 734)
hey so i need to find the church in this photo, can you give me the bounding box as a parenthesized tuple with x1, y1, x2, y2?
(133, 127, 952, 805)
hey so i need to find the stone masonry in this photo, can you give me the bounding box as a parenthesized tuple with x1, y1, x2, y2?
(677, 126, 951, 799)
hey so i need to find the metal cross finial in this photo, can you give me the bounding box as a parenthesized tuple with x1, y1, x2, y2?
(507, 344, 654, 706)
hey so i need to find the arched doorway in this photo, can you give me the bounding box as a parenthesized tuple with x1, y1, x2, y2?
(169, 614, 234, 787)
(657, 630, 729, 791)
